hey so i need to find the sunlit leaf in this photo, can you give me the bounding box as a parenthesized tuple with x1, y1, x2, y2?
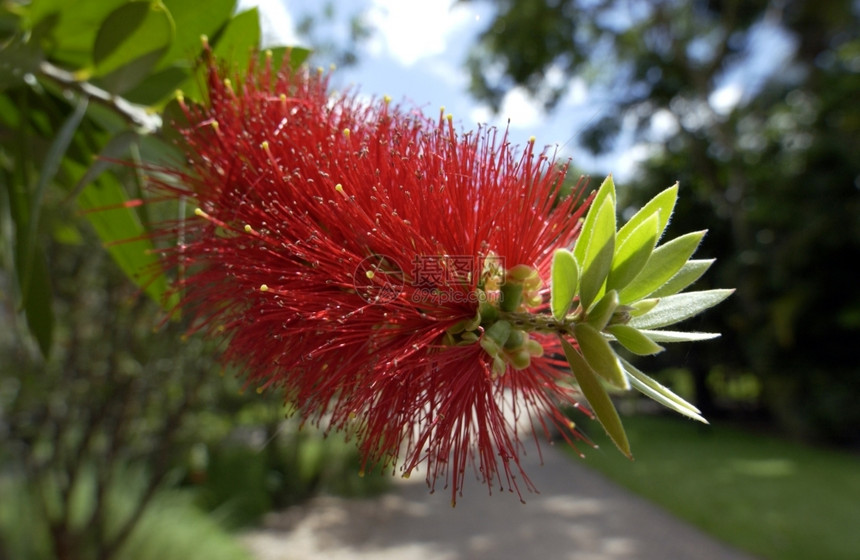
(630, 289, 734, 330)
(618, 230, 706, 304)
(621, 358, 707, 423)
(560, 337, 632, 458)
(585, 289, 618, 331)
(616, 182, 677, 244)
(577, 196, 615, 310)
(607, 212, 658, 292)
(637, 329, 721, 342)
(574, 322, 629, 389)
(607, 324, 664, 355)
(551, 248, 579, 320)
(573, 174, 615, 266)
(649, 259, 714, 298)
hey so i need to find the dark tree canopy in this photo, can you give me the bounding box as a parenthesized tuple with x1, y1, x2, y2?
(466, 0, 860, 443)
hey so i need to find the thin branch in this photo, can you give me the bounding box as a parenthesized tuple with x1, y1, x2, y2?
(37, 61, 162, 133)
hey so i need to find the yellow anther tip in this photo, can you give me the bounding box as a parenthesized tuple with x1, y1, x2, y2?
(335, 184, 344, 193)
(244, 224, 253, 233)
(384, 95, 392, 104)
(194, 208, 205, 217)
(261, 141, 270, 150)
(342, 128, 350, 137)
(259, 284, 269, 292)
(529, 135, 536, 143)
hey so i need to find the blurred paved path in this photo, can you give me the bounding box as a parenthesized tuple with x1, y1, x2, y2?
(241, 443, 757, 560)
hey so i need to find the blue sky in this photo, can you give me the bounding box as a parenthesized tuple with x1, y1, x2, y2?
(240, 0, 795, 184)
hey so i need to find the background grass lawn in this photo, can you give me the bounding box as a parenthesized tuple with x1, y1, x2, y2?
(569, 413, 860, 560)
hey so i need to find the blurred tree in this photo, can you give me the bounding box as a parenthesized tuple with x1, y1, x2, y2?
(465, 0, 860, 443)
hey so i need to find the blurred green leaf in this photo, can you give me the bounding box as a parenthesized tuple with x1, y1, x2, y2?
(212, 7, 261, 68)
(20, 244, 54, 357)
(618, 230, 706, 304)
(28, 0, 126, 67)
(630, 289, 734, 330)
(267, 46, 312, 71)
(607, 212, 658, 293)
(560, 336, 631, 458)
(68, 130, 139, 200)
(606, 324, 664, 355)
(75, 169, 175, 309)
(649, 258, 714, 298)
(574, 322, 629, 389)
(92, 1, 173, 79)
(621, 358, 706, 423)
(24, 97, 88, 284)
(180, 8, 261, 103)
(577, 195, 615, 310)
(159, 0, 236, 69)
(550, 248, 579, 320)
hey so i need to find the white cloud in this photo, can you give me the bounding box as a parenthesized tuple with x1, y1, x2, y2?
(468, 87, 544, 130)
(239, 0, 301, 48)
(366, 0, 476, 66)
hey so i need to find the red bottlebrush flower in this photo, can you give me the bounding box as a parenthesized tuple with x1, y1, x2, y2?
(155, 53, 596, 504)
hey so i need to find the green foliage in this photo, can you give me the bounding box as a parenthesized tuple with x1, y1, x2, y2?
(552, 177, 730, 455)
(0, 0, 309, 358)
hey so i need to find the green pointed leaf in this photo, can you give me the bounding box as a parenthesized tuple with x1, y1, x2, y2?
(618, 230, 706, 304)
(630, 289, 734, 330)
(574, 322, 629, 389)
(92, 2, 173, 78)
(23, 98, 88, 287)
(75, 171, 175, 309)
(551, 248, 579, 320)
(607, 212, 658, 292)
(573, 175, 616, 266)
(212, 7, 261, 65)
(560, 337, 631, 458)
(265, 46, 312, 72)
(585, 289, 618, 331)
(21, 244, 54, 357)
(650, 259, 714, 298)
(607, 324, 664, 355)
(638, 330, 721, 342)
(68, 130, 139, 200)
(577, 196, 616, 310)
(159, 0, 237, 69)
(616, 183, 677, 245)
(621, 358, 707, 423)
(629, 298, 660, 316)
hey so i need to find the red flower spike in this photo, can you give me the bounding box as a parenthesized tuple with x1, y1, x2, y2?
(153, 51, 593, 504)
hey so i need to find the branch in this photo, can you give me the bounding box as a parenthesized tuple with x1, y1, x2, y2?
(37, 61, 162, 133)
